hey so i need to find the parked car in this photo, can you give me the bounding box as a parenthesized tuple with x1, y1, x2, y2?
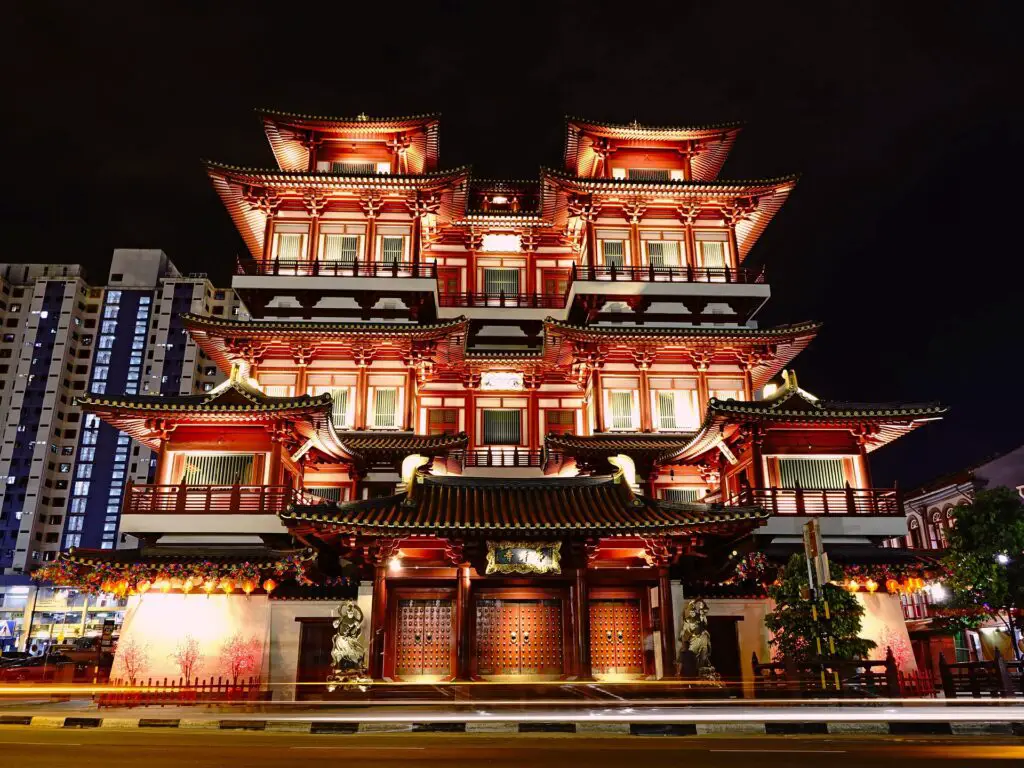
(0, 653, 74, 682)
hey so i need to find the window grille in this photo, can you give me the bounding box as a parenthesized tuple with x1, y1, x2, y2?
(545, 409, 575, 435)
(307, 486, 343, 502)
(609, 391, 635, 430)
(331, 160, 377, 175)
(663, 488, 702, 503)
(601, 240, 625, 267)
(627, 168, 671, 181)
(322, 235, 359, 265)
(698, 240, 726, 267)
(276, 233, 303, 260)
(656, 392, 678, 429)
(181, 454, 254, 485)
(777, 458, 845, 489)
(646, 241, 680, 267)
(482, 409, 521, 445)
(330, 389, 350, 429)
(373, 387, 399, 428)
(483, 268, 520, 295)
(380, 236, 404, 263)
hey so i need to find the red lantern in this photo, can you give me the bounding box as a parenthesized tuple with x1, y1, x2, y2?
(262, 578, 278, 595)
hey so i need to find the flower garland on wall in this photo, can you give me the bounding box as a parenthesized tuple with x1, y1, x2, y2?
(32, 551, 323, 596)
(839, 562, 945, 595)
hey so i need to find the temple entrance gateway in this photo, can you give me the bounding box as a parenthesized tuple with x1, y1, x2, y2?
(394, 598, 454, 679)
(590, 599, 644, 678)
(475, 598, 564, 678)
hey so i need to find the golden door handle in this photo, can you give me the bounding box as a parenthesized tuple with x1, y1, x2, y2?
(606, 630, 613, 642)
(617, 630, 624, 643)
(426, 632, 433, 643)
(523, 630, 530, 644)
(414, 632, 422, 644)
(510, 630, 517, 644)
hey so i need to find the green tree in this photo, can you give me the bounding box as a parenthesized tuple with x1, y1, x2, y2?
(765, 553, 875, 662)
(941, 486, 1024, 659)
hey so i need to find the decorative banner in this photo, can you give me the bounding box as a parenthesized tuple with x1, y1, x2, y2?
(486, 541, 561, 575)
(480, 371, 524, 391)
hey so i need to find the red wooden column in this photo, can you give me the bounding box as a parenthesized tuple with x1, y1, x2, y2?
(368, 562, 388, 679)
(591, 368, 605, 433)
(750, 426, 766, 490)
(455, 562, 472, 680)
(573, 564, 593, 680)
(657, 566, 677, 678)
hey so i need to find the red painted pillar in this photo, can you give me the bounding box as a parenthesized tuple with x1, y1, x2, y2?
(658, 567, 677, 678)
(369, 564, 388, 679)
(574, 566, 592, 680)
(455, 563, 472, 680)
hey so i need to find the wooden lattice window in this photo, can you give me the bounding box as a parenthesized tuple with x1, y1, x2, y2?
(428, 408, 459, 436)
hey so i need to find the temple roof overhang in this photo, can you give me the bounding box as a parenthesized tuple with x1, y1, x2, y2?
(335, 431, 468, 467)
(258, 109, 441, 173)
(282, 471, 766, 539)
(77, 377, 351, 461)
(541, 170, 797, 260)
(181, 313, 469, 370)
(544, 432, 695, 468)
(205, 161, 469, 260)
(564, 117, 743, 181)
(542, 319, 821, 390)
(666, 374, 948, 463)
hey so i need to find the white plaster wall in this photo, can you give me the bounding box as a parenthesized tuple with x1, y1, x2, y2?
(266, 585, 372, 701)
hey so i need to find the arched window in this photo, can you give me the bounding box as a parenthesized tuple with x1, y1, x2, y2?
(929, 509, 947, 548)
(908, 516, 924, 549)
(944, 507, 956, 531)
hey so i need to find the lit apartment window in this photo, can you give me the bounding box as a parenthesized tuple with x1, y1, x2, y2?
(482, 409, 521, 445)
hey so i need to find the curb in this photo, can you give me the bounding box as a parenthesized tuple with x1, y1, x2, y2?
(1, 716, 1023, 735)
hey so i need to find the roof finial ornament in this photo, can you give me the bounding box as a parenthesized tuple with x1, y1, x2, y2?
(356, 112, 369, 122)
(629, 118, 641, 128)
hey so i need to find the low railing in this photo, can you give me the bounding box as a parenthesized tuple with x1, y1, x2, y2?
(727, 486, 904, 516)
(98, 676, 264, 707)
(454, 448, 554, 469)
(438, 292, 568, 309)
(938, 650, 1023, 698)
(752, 647, 935, 698)
(124, 482, 326, 515)
(572, 263, 765, 284)
(235, 257, 436, 279)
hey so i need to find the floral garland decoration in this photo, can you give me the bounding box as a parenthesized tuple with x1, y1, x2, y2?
(731, 552, 770, 584)
(32, 549, 318, 596)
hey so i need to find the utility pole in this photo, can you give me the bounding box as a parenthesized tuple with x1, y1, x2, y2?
(803, 519, 838, 690)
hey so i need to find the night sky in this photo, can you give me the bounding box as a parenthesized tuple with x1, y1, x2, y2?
(5, 2, 1021, 488)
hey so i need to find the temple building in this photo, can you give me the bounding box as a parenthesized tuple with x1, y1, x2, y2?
(41, 111, 945, 696)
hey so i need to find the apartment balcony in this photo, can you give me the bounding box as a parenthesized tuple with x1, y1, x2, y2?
(728, 486, 909, 542)
(232, 257, 438, 320)
(120, 482, 329, 538)
(567, 263, 770, 324)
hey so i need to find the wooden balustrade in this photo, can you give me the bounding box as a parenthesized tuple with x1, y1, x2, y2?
(727, 485, 904, 516)
(453, 448, 556, 469)
(437, 292, 569, 309)
(235, 257, 435, 279)
(572, 263, 765, 284)
(123, 482, 326, 515)
(752, 647, 934, 698)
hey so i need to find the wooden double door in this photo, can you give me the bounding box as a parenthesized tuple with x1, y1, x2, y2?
(475, 598, 564, 677)
(590, 598, 645, 676)
(393, 597, 454, 679)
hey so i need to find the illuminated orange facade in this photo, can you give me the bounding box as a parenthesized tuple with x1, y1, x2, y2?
(60, 111, 946, 692)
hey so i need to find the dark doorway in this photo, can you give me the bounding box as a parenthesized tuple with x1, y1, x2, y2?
(295, 618, 333, 700)
(708, 616, 742, 692)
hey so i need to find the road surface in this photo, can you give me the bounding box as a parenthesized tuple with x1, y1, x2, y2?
(0, 728, 1020, 767)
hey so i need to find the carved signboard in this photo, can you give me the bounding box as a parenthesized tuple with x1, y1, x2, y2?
(485, 541, 561, 575)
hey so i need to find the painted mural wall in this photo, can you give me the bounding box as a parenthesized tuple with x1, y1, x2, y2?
(112, 594, 270, 683)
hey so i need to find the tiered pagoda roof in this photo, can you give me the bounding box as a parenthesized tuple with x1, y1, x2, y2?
(258, 110, 441, 173)
(283, 471, 766, 539)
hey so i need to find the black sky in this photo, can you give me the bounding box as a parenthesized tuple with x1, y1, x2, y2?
(5, 1, 1022, 487)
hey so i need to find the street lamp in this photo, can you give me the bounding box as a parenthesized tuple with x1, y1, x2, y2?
(996, 553, 1010, 565)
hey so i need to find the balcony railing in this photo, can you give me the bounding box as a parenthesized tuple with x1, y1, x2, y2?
(453, 448, 556, 469)
(726, 486, 904, 516)
(438, 292, 569, 309)
(235, 257, 436, 279)
(572, 263, 765, 284)
(124, 483, 327, 515)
